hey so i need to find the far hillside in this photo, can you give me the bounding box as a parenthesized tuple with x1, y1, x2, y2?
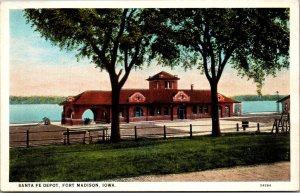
(231, 95, 286, 101)
(10, 96, 66, 104)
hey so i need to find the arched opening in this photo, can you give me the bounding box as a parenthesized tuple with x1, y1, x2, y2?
(225, 106, 230, 117)
(82, 109, 95, 121)
(177, 106, 186, 119)
(66, 109, 73, 118)
(133, 106, 144, 117)
(218, 106, 222, 117)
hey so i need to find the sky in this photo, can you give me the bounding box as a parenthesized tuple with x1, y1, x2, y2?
(9, 9, 290, 97)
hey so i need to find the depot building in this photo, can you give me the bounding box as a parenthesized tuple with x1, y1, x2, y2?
(60, 71, 239, 125)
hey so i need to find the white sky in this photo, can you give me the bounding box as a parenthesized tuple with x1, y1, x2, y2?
(9, 9, 290, 97)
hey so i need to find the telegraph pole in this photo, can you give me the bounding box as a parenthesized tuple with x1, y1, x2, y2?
(276, 91, 279, 113)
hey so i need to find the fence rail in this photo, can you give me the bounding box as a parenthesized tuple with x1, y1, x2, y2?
(10, 122, 271, 148)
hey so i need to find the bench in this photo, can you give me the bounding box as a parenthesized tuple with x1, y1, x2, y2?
(86, 127, 109, 143)
(63, 130, 86, 144)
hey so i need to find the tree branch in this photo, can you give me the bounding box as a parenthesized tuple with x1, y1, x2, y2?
(202, 54, 212, 82)
(111, 9, 128, 66)
(102, 28, 112, 53)
(124, 49, 128, 69)
(217, 47, 222, 75)
(119, 41, 141, 87)
(195, 43, 204, 58)
(204, 24, 216, 79)
(91, 43, 112, 73)
(117, 69, 123, 79)
(216, 44, 237, 80)
(195, 40, 212, 82)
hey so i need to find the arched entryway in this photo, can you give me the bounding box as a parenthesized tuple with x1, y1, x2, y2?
(218, 106, 222, 117)
(66, 108, 73, 118)
(133, 106, 144, 117)
(91, 107, 110, 124)
(82, 109, 95, 124)
(225, 106, 230, 117)
(177, 106, 187, 119)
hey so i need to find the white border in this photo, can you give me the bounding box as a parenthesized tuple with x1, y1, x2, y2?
(1, 0, 299, 191)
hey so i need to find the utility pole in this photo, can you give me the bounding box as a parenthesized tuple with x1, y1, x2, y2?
(276, 91, 280, 113)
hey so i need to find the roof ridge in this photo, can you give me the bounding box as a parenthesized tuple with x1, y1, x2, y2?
(146, 71, 180, 81)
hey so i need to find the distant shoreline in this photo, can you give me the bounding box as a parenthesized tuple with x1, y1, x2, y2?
(9, 96, 66, 104)
(9, 95, 287, 104)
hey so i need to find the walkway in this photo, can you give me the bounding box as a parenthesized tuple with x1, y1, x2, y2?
(118, 162, 290, 182)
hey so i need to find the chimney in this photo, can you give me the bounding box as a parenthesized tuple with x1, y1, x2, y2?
(191, 84, 194, 91)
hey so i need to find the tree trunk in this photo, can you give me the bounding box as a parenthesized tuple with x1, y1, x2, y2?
(210, 81, 221, 137)
(110, 84, 121, 142)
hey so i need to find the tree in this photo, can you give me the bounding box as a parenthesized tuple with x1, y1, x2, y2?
(24, 9, 178, 142)
(157, 9, 289, 136)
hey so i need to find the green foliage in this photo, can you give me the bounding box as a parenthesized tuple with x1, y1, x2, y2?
(157, 8, 289, 88)
(231, 95, 286, 101)
(10, 134, 289, 181)
(153, 9, 289, 135)
(24, 9, 183, 141)
(24, 9, 179, 77)
(10, 96, 66, 104)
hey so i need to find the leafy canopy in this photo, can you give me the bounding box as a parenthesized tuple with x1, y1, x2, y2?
(24, 9, 181, 79)
(158, 8, 289, 88)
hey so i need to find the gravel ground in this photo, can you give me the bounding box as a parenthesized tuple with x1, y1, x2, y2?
(117, 161, 290, 182)
(9, 113, 282, 147)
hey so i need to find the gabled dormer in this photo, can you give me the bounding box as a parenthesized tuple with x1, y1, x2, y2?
(173, 91, 190, 102)
(128, 92, 146, 103)
(146, 71, 179, 90)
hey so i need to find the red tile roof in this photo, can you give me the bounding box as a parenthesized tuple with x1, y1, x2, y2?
(146, 71, 180, 81)
(60, 89, 239, 105)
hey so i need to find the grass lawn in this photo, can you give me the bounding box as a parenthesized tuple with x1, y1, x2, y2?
(10, 133, 290, 182)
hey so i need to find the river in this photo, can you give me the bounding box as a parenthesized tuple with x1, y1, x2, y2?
(9, 101, 281, 124)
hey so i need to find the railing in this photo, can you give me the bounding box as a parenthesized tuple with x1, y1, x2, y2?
(10, 127, 109, 148)
(10, 122, 270, 148)
(120, 122, 266, 141)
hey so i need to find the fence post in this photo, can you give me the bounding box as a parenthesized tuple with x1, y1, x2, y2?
(102, 129, 105, 141)
(67, 128, 70, 145)
(236, 123, 239, 132)
(190, 124, 192, 138)
(26, 130, 29, 148)
(163, 125, 166, 139)
(83, 132, 86, 144)
(276, 121, 279, 134)
(134, 126, 137, 141)
(257, 123, 260, 132)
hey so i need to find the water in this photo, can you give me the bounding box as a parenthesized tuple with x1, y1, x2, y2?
(9, 104, 63, 124)
(242, 101, 281, 113)
(9, 101, 281, 124)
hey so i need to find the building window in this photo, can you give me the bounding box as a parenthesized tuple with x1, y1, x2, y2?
(203, 105, 208, 114)
(134, 107, 144, 117)
(154, 81, 158, 89)
(165, 81, 172, 89)
(165, 81, 173, 89)
(164, 106, 169, 115)
(119, 107, 124, 117)
(157, 106, 162, 116)
(192, 106, 197, 114)
(149, 106, 155, 116)
(199, 106, 203, 114)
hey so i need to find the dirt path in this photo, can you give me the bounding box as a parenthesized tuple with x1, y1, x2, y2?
(118, 162, 290, 182)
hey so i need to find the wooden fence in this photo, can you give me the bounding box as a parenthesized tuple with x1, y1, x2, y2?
(10, 122, 266, 148)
